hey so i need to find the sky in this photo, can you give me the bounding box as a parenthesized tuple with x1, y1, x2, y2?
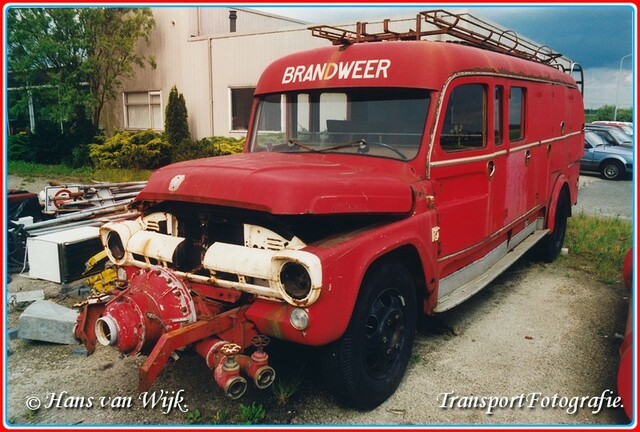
(252, 4, 636, 110)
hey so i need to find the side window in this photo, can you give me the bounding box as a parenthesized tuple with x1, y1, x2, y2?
(258, 94, 283, 132)
(509, 87, 525, 141)
(494, 86, 503, 145)
(440, 84, 486, 152)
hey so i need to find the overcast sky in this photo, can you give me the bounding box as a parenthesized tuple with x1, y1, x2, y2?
(252, 4, 635, 110)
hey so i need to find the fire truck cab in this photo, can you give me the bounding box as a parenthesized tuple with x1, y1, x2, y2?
(76, 11, 584, 410)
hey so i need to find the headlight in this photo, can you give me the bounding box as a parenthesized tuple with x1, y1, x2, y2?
(100, 220, 143, 265)
(280, 262, 311, 300)
(107, 232, 125, 261)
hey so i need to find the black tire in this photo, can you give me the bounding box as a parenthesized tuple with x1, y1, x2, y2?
(321, 262, 416, 410)
(537, 189, 569, 263)
(601, 160, 624, 180)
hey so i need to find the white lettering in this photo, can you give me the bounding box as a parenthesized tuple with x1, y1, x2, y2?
(338, 61, 355, 79)
(282, 59, 392, 83)
(351, 60, 366, 79)
(293, 65, 305, 83)
(376, 59, 391, 78)
(363, 60, 377, 79)
(302, 65, 315, 82)
(282, 66, 294, 84)
(313, 63, 326, 81)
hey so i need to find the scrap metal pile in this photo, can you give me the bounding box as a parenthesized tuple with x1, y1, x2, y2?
(7, 181, 145, 274)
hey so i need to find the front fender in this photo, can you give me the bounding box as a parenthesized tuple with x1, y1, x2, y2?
(547, 174, 572, 233)
(246, 210, 438, 346)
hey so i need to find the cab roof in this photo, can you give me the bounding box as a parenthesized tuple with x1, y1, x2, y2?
(255, 40, 578, 95)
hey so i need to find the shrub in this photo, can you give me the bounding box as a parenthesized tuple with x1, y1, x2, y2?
(209, 136, 246, 156)
(165, 86, 190, 147)
(170, 137, 216, 163)
(7, 134, 34, 162)
(89, 130, 170, 169)
(169, 136, 245, 163)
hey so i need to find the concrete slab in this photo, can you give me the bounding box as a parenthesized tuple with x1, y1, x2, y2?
(18, 300, 79, 345)
(7, 289, 45, 305)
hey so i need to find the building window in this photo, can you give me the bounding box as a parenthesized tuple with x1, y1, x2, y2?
(509, 87, 525, 141)
(231, 87, 255, 131)
(124, 91, 162, 130)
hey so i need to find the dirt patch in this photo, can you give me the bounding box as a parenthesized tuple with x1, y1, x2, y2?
(5, 259, 630, 426)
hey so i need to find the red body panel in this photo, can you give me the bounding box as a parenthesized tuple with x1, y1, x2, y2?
(135, 152, 414, 215)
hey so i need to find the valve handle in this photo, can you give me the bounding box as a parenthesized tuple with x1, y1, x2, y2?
(251, 335, 270, 350)
(220, 343, 242, 357)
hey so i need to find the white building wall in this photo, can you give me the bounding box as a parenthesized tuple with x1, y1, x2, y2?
(209, 28, 327, 138)
(189, 7, 306, 37)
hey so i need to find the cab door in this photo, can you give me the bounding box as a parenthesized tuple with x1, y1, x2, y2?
(430, 79, 499, 272)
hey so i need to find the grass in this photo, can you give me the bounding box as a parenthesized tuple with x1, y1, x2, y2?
(7, 161, 152, 183)
(272, 375, 302, 407)
(563, 212, 632, 284)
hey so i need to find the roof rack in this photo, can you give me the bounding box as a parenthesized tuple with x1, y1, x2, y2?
(309, 9, 564, 66)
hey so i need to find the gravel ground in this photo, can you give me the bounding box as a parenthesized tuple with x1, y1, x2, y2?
(4, 174, 633, 427)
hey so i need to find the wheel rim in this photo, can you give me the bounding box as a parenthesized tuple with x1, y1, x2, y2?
(604, 164, 619, 179)
(362, 288, 406, 378)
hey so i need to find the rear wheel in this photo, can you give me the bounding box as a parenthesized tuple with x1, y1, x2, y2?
(322, 262, 416, 410)
(537, 189, 569, 263)
(601, 160, 624, 180)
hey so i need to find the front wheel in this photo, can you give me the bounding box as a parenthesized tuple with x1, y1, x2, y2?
(321, 262, 416, 410)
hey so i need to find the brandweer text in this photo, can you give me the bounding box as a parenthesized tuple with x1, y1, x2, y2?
(282, 59, 391, 84)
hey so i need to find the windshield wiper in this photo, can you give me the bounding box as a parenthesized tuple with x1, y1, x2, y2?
(319, 139, 367, 153)
(287, 140, 321, 153)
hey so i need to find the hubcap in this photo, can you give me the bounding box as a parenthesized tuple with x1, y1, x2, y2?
(605, 165, 619, 179)
(363, 288, 406, 378)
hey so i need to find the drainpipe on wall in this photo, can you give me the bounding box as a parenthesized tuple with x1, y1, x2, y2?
(229, 10, 237, 33)
(208, 37, 214, 136)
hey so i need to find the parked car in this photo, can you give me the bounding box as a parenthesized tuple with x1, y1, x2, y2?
(591, 121, 633, 137)
(585, 124, 633, 147)
(581, 131, 633, 180)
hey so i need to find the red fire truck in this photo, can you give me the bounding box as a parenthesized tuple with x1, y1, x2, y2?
(76, 11, 585, 410)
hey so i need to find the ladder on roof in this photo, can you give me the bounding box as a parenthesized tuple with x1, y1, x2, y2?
(309, 9, 565, 66)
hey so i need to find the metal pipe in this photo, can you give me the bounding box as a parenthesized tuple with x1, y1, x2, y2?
(25, 204, 130, 231)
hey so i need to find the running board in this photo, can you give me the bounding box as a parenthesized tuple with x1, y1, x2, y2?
(433, 229, 549, 313)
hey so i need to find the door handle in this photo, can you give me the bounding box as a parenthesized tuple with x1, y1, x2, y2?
(525, 150, 532, 166)
(487, 160, 496, 180)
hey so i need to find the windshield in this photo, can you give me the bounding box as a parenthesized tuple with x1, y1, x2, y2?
(249, 88, 430, 161)
(609, 127, 632, 144)
(585, 131, 606, 147)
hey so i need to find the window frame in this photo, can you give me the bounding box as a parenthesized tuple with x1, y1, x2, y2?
(229, 87, 256, 132)
(123, 90, 163, 131)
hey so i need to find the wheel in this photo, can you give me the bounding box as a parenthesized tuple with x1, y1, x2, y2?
(537, 188, 569, 263)
(321, 262, 416, 410)
(601, 160, 624, 180)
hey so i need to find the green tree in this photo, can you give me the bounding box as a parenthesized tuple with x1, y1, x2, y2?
(7, 7, 156, 132)
(165, 85, 190, 147)
(594, 104, 616, 121)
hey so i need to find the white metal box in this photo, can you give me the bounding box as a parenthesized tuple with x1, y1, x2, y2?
(26, 226, 103, 283)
